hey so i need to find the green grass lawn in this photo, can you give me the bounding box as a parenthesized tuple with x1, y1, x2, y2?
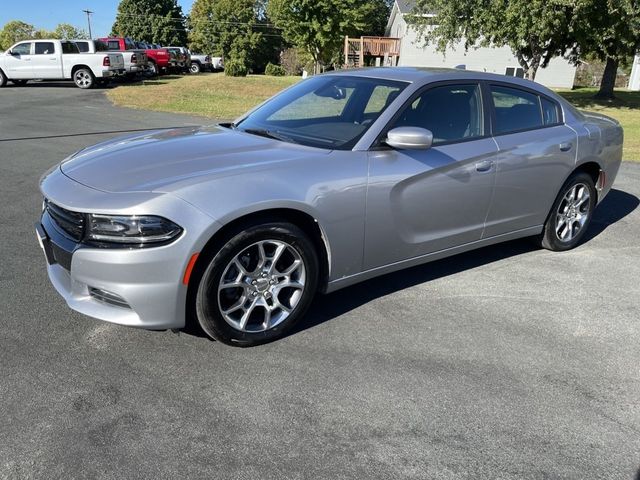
(107, 75, 639, 161)
(557, 88, 639, 161)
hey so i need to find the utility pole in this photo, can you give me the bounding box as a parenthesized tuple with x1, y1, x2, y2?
(82, 9, 94, 38)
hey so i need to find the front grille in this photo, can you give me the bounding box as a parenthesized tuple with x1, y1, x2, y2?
(89, 287, 131, 309)
(45, 199, 85, 242)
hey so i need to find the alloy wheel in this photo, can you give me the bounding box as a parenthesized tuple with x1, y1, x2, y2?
(555, 183, 591, 242)
(74, 70, 92, 88)
(217, 240, 306, 333)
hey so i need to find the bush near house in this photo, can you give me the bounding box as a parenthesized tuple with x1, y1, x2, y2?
(265, 62, 286, 76)
(224, 59, 248, 77)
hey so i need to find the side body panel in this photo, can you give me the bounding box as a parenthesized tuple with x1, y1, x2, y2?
(1, 42, 33, 78)
(30, 41, 63, 78)
(364, 139, 497, 269)
(483, 125, 577, 237)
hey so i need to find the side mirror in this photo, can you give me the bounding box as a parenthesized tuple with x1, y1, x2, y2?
(385, 127, 433, 150)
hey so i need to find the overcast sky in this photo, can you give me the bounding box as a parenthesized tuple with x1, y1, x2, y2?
(0, 0, 195, 38)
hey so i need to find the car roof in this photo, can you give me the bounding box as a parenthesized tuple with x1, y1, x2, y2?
(324, 67, 556, 96)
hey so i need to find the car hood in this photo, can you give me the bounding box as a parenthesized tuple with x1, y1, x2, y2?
(61, 126, 329, 193)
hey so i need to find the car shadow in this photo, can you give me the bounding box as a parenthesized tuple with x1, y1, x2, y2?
(180, 188, 638, 342)
(287, 188, 638, 338)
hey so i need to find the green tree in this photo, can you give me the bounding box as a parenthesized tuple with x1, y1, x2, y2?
(188, 0, 265, 69)
(52, 23, 88, 40)
(268, 0, 380, 73)
(570, 0, 640, 99)
(409, 0, 574, 81)
(111, 0, 187, 45)
(0, 20, 37, 50)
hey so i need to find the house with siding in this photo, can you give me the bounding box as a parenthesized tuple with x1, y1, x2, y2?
(385, 0, 577, 89)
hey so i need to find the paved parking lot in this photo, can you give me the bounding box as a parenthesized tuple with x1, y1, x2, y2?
(1, 83, 640, 479)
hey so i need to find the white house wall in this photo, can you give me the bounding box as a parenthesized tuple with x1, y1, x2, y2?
(390, 16, 576, 89)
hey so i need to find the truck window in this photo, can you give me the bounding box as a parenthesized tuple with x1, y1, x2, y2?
(11, 42, 32, 55)
(61, 42, 79, 54)
(107, 40, 120, 51)
(125, 38, 136, 50)
(94, 41, 109, 52)
(75, 41, 89, 53)
(35, 42, 55, 55)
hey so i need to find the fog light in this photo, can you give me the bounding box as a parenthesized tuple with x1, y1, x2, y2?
(89, 287, 131, 309)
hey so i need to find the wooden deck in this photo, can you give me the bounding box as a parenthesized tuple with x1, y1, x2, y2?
(344, 36, 401, 68)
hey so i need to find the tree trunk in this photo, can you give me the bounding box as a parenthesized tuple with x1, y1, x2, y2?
(526, 54, 541, 81)
(595, 57, 618, 99)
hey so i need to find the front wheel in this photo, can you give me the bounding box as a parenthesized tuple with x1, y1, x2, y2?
(538, 172, 596, 251)
(190, 62, 201, 74)
(73, 68, 94, 89)
(0, 69, 7, 87)
(194, 222, 319, 347)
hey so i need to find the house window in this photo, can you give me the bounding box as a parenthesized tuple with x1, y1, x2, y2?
(505, 67, 525, 78)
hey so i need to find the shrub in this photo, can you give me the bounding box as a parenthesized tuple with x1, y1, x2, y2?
(265, 62, 286, 76)
(280, 48, 315, 76)
(224, 59, 248, 77)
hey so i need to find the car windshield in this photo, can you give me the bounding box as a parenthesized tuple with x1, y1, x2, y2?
(235, 75, 408, 150)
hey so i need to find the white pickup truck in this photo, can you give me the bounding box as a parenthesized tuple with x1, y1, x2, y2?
(73, 39, 147, 79)
(0, 39, 125, 89)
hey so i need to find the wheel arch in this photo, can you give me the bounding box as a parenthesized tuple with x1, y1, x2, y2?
(186, 207, 332, 307)
(572, 160, 603, 201)
(71, 64, 92, 76)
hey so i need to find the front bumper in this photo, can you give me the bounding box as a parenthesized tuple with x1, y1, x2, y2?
(38, 168, 221, 330)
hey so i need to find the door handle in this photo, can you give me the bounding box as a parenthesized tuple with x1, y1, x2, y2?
(475, 160, 494, 172)
(24, 58, 31, 61)
(49, 58, 57, 61)
(559, 142, 573, 152)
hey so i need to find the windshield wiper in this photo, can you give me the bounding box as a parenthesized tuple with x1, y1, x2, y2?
(241, 128, 298, 144)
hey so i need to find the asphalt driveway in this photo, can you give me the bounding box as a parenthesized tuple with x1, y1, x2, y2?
(1, 83, 639, 479)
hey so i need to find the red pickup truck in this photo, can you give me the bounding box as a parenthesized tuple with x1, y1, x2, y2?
(98, 37, 171, 76)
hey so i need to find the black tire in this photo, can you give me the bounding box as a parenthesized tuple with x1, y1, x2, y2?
(538, 172, 597, 251)
(73, 68, 95, 89)
(12, 79, 28, 86)
(194, 222, 319, 347)
(0, 69, 7, 88)
(190, 62, 201, 74)
(146, 61, 158, 77)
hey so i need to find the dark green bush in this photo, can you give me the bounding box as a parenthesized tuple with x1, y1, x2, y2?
(265, 62, 286, 77)
(225, 59, 248, 77)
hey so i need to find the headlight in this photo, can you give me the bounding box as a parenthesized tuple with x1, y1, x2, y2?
(87, 214, 182, 245)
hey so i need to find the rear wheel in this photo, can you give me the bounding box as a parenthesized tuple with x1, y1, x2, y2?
(12, 79, 28, 86)
(73, 68, 94, 89)
(538, 172, 596, 251)
(194, 222, 319, 347)
(146, 61, 158, 77)
(190, 62, 201, 74)
(0, 69, 7, 87)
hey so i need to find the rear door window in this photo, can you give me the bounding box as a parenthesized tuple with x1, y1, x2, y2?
(490, 85, 545, 134)
(61, 42, 79, 54)
(35, 42, 55, 55)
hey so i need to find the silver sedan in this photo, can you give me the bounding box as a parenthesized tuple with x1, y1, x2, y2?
(37, 67, 623, 346)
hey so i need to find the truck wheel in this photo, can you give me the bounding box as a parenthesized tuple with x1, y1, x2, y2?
(73, 68, 95, 89)
(0, 69, 6, 88)
(147, 62, 158, 77)
(190, 62, 201, 74)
